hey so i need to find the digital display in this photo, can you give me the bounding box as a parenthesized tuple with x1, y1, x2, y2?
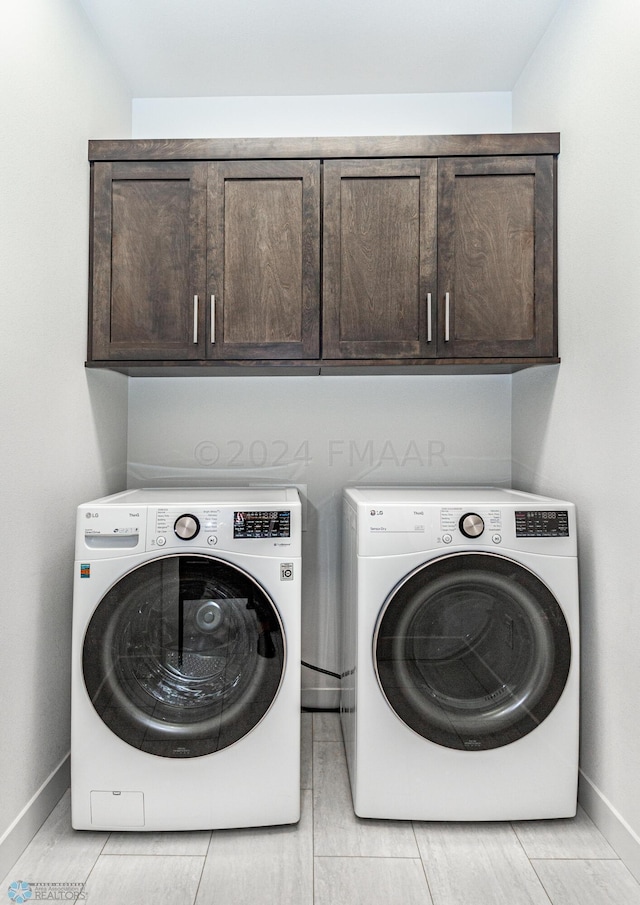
(233, 510, 291, 539)
(515, 510, 570, 538)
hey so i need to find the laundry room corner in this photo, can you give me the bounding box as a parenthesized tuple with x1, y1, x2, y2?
(0, 0, 131, 880)
(511, 0, 640, 880)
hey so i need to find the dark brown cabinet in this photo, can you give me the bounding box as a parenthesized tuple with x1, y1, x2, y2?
(87, 134, 559, 374)
(436, 155, 555, 359)
(90, 161, 207, 360)
(89, 159, 320, 363)
(207, 160, 320, 360)
(322, 158, 437, 359)
(322, 154, 555, 362)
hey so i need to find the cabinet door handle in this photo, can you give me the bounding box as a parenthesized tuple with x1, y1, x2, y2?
(427, 293, 432, 343)
(193, 295, 199, 344)
(211, 295, 216, 344)
(445, 292, 450, 342)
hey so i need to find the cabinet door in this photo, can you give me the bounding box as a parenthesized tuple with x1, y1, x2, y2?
(207, 160, 320, 360)
(437, 156, 556, 358)
(90, 161, 207, 360)
(323, 159, 437, 359)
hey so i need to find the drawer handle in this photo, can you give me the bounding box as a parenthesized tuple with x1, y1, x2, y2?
(193, 295, 198, 344)
(445, 292, 450, 342)
(427, 293, 432, 343)
(211, 295, 216, 344)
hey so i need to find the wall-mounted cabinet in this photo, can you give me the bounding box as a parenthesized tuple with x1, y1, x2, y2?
(86, 133, 559, 375)
(322, 157, 437, 360)
(90, 159, 320, 362)
(91, 161, 207, 361)
(437, 155, 555, 360)
(207, 160, 320, 361)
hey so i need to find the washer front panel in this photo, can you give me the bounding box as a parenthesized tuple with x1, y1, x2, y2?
(83, 554, 285, 758)
(374, 552, 571, 751)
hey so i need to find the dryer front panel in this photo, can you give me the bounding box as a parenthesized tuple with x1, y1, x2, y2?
(373, 552, 571, 751)
(82, 554, 285, 758)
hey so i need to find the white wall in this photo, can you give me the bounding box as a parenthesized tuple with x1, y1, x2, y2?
(128, 93, 514, 708)
(132, 92, 511, 138)
(512, 0, 640, 877)
(0, 0, 130, 876)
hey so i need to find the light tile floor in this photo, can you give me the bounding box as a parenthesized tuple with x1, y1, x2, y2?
(3, 712, 640, 905)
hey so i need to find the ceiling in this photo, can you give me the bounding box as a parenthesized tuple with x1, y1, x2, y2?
(76, 0, 565, 98)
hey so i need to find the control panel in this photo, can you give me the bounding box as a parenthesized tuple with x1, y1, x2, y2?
(515, 510, 570, 538)
(233, 511, 291, 539)
(354, 492, 575, 557)
(79, 505, 296, 555)
(149, 506, 220, 549)
(440, 507, 570, 545)
(147, 506, 294, 550)
(77, 489, 302, 561)
(439, 506, 504, 546)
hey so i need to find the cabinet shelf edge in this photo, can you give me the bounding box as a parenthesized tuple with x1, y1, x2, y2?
(88, 133, 560, 162)
(85, 358, 560, 377)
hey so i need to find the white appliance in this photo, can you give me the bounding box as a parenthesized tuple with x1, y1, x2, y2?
(71, 487, 301, 831)
(341, 486, 579, 821)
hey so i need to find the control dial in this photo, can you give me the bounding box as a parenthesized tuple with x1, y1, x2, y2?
(174, 514, 200, 540)
(459, 512, 485, 538)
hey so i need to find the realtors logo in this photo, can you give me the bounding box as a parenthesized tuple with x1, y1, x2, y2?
(7, 882, 86, 901)
(7, 883, 31, 903)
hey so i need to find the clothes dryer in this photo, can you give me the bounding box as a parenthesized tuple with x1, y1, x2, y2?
(72, 487, 301, 831)
(341, 487, 579, 821)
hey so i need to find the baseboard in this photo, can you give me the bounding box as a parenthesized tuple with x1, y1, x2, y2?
(301, 687, 340, 711)
(0, 755, 70, 882)
(579, 769, 640, 883)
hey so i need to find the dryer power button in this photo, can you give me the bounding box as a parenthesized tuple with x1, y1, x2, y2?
(459, 513, 485, 538)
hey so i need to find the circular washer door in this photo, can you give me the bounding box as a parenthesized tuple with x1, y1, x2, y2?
(374, 552, 571, 751)
(83, 555, 285, 758)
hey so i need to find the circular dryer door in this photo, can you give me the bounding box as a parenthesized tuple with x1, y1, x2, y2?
(83, 555, 285, 758)
(374, 552, 571, 751)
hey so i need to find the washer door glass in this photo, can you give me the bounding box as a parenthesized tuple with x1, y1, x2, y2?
(374, 552, 571, 751)
(83, 555, 285, 758)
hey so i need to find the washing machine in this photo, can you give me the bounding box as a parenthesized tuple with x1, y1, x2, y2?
(71, 487, 301, 831)
(341, 486, 579, 821)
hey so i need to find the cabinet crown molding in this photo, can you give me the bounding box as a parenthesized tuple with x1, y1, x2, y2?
(89, 133, 560, 163)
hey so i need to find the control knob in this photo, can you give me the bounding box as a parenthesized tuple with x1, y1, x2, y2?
(174, 514, 200, 540)
(459, 512, 485, 538)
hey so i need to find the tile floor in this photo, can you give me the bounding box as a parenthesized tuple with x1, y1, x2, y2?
(3, 712, 640, 905)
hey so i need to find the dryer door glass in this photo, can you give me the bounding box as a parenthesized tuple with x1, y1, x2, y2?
(374, 552, 571, 751)
(83, 555, 285, 758)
